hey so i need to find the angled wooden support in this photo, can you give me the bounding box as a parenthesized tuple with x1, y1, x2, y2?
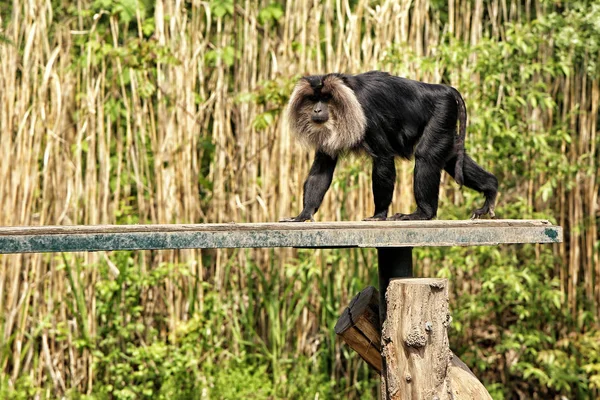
(334, 286, 382, 370)
(336, 284, 492, 400)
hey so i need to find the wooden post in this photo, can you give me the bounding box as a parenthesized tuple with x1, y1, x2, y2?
(381, 278, 453, 399)
(335, 284, 492, 400)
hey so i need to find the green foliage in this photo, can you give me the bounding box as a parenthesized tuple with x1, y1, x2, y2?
(206, 46, 238, 68)
(543, 1, 600, 77)
(0, 253, 342, 399)
(86, 251, 344, 399)
(2, 0, 599, 399)
(378, 5, 600, 396)
(0, 376, 39, 400)
(2, 243, 598, 399)
(258, 3, 284, 26)
(238, 76, 300, 130)
(209, 0, 234, 18)
(424, 199, 600, 399)
(92, 0, 150, 24)
(0, 34, 13, 46)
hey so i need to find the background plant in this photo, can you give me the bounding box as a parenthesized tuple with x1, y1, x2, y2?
(0, 0, 598, 399)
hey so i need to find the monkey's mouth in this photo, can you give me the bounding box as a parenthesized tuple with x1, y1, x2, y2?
(311, 117, 328, 124)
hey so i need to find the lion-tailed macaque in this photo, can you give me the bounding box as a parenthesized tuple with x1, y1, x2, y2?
(281, 71, 498, 222)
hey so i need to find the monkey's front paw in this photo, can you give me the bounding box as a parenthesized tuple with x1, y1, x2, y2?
(279, 216, 315, 223)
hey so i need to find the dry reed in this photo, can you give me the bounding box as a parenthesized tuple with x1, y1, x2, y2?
(0, 0, 598, 395)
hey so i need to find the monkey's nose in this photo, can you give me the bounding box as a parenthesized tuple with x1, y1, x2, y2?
(313, 108, 322, 114)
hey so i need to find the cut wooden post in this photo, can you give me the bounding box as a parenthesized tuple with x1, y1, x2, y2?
(334, 286, 382, 370)
(335, 284, 492, 400)
(381, 278, 453, 399)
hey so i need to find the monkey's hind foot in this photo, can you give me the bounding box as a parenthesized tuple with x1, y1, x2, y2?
(388, 211, 433, 221)
(280, 216, 315, 223)
(362, 214, 387, 221)
(470, 206, 496, 220)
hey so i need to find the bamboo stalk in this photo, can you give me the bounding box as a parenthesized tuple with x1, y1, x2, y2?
(0, 0, 598, 394)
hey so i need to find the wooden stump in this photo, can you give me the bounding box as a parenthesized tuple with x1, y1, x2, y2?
(381, 278, 453, 399)
(335, 283, 491, 400)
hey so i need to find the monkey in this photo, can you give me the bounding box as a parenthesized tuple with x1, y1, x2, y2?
(280, 71, 498, 222)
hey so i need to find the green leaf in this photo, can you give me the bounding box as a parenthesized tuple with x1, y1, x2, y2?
(222, 46, 236, 67)
(258, 3, 284, 25)
(210, 0, 234, 18)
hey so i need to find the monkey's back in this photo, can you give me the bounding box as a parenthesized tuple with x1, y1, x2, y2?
(345, 71, 459, 160)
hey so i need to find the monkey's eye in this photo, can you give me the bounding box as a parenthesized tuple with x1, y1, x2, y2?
(321, 94, 332, 101)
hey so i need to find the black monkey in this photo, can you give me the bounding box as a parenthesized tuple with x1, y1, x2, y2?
(281, 71, 498, 222)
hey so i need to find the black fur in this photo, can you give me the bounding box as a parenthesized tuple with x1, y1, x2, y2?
(281, 71, 498, 222)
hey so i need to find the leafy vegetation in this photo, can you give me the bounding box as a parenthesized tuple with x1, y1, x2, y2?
(0, 0, 598, 399)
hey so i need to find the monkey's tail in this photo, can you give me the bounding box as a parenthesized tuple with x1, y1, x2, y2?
(452, 88, 467, 187)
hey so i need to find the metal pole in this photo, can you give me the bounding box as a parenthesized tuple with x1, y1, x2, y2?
(377, 246, 413, 400)
(377, 247, 413, 323)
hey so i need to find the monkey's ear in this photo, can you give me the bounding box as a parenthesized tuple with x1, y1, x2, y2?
(291, 78, 312, 95)
(338, 75, 353, 88)
(323, 73, 354, 92)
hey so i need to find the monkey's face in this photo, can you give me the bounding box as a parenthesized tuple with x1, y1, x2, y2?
(287, 74, 367, 156)
(310, 96, 330, 124)
(290, 76, 335, 125)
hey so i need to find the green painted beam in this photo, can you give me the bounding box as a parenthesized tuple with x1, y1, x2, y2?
(0, 220, 562, 254)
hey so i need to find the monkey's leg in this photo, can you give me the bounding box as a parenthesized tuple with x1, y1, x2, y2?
(390, 117, 453, 221)
(444, 154, 498, 219)
(389, 156, 442, 220)
(363, 156, 396, 221)
(280, 151, 338, 222)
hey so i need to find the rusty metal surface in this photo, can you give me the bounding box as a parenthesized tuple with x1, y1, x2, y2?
(0, 220, 562, 254)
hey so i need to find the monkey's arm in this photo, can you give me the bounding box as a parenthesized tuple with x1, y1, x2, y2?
(280, 151, 338, 222)
(363, 156, 396, 221)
